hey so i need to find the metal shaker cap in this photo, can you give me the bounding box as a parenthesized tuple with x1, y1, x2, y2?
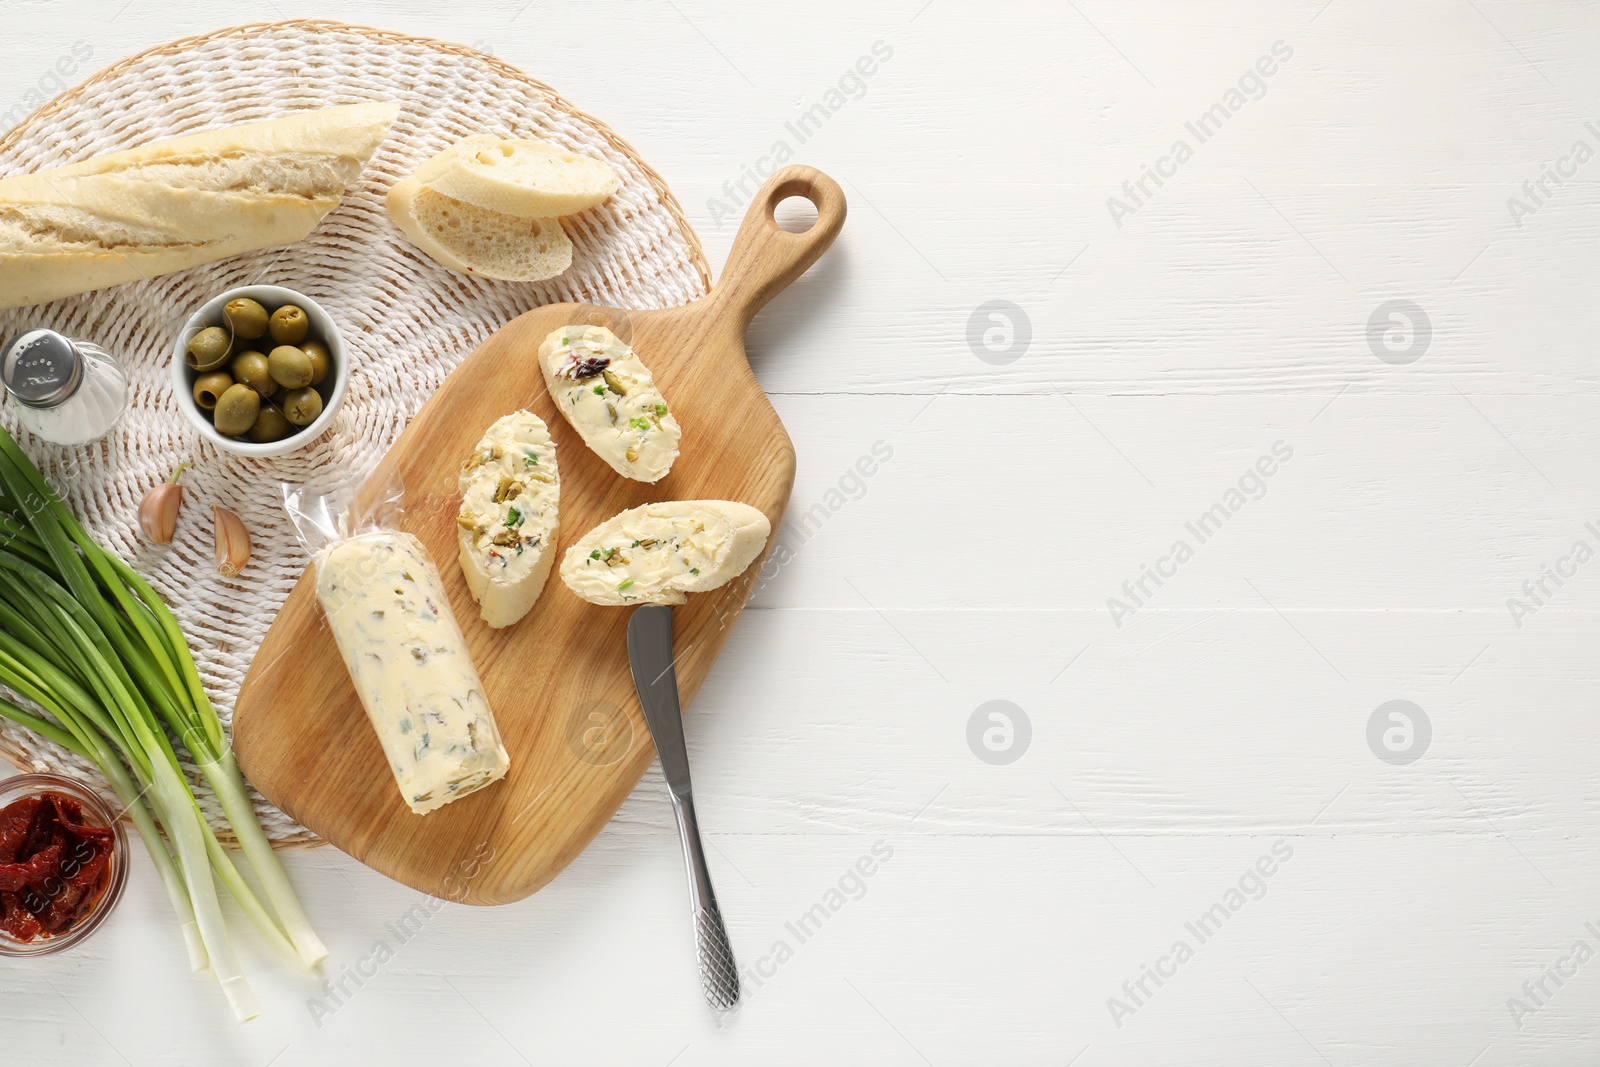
(1, 329, 83, 408)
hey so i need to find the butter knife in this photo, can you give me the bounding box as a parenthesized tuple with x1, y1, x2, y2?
(627, 604, 741, 1013)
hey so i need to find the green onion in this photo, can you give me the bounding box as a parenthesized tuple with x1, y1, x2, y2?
(0, 428, 324, 1020)
(617, 580, 635, 591)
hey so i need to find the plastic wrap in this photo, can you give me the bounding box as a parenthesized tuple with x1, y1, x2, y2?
(282, 470, 509, 815)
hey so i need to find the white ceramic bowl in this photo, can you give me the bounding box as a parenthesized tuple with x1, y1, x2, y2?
(171, 284, 349, 458)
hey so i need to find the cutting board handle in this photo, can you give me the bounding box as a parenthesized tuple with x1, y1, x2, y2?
(705, 165, 847, 335)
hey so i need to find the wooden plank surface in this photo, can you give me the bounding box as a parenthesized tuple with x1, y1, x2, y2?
(9, 2, 1600, 1065)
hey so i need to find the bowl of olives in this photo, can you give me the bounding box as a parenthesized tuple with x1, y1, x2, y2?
(171, 285, 349, 457)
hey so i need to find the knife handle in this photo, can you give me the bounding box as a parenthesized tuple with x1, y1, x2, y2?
(670, 789, 741, 1012)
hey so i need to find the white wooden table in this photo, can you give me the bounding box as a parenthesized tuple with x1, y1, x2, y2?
(7, 1, 1600, 1063)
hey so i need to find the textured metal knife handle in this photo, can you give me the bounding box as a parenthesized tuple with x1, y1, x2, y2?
(672, 791, 741, 1012)
(629, 605, 741, 1013)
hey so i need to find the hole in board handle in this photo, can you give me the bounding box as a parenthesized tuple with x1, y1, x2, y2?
(773, 194, 819, 234)
(765, 177, 822, 235)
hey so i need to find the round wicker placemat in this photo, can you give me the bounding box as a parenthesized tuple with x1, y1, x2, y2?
(0, 20, 712, 846)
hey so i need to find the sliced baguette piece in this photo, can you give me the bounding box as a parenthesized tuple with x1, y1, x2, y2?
(0, 101, 399, 310)
(415, 135, 620, 218)
(560, 501, 770, 607)
(386, 177, 572, 282)
(538, 325, 681, 482)
(457, 410, 561, 628)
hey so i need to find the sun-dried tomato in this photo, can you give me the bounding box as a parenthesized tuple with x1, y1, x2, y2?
(46, 793, 84, 826)
(39, 838, 108, 933)
(0, 790, 114, 942)
(0, 841, 63, 891)
(0, 795, 40, 863)
(0, 891, 39, 941)
(556, 354, 610, 380)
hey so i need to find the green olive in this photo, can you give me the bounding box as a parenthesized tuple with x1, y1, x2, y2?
(248, 403, 293, 443)
(213, 384, 261, 437)
(268, 305, 309, 345)
(185, 326, 233, 372)
(267, 345, 313, 389)
(222, 298, 270, 340)
(192, 371, 233, 411)
(281, 387, 323, 427)
(301, 339, 331, 387)
(229, 351, 274, 396)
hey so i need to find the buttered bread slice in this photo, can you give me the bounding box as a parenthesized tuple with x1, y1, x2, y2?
(457, 411, 561, 628)
(539, 325, 681, 482)
(560, 500, 770, 606)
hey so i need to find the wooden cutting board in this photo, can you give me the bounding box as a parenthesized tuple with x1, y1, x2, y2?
(234, 166, 844, 904)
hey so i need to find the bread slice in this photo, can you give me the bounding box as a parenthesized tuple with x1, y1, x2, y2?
(560, 501, 770, 606)
(387, 178, 572, 282)
(537, 325, 680, 482)
(0, 101, 399, 310)
(457, 410, 560, 628)
(415, 135, 619, 218)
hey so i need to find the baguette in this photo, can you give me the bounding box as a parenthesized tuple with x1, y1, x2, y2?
(386, 177, 572, 282)
(457, 410, 561, 628)
(560, 501, 771, 606)
(538, 325, 680, 482)
(0, 101, 399, 310)
(415, 135, 619, 218)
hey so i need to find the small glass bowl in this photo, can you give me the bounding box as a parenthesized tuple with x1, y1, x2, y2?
(0, 772, 129, 957)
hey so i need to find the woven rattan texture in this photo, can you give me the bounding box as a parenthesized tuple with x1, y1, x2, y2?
(0, 20, 712, 846)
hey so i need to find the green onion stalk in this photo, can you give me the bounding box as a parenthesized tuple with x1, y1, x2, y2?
(0, 428, 325, 1020)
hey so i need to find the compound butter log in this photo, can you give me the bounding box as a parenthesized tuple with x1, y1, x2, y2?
(314, 531, 510, 814)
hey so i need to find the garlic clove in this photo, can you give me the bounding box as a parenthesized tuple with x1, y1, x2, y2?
(139, 485, 182, 544)
(138, 463, 189, 544)
(213, 505, 251, 577)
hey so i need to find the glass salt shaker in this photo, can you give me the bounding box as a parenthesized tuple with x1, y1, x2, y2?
(0, 329, 129, 447)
